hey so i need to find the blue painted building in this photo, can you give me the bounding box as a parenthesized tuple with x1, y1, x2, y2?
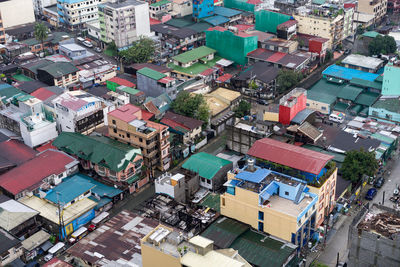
(369, 97, 400, 125)
(193, 0, 214, 20)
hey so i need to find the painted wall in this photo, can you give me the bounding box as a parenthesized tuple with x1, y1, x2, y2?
(369, 106, 400, 124)
(0, 0, 35, 29)
(306, 99, 331, 114)
(279, 92, 307, 125)
(193, 0, 214, 19)
(382, 63, 400, 96)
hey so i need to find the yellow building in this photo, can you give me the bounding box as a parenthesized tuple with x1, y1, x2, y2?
(294, 13, 344, 49)
(141, 225, 251, 267)
(357, 0, 387, 23)
(221, 163, 318, 247)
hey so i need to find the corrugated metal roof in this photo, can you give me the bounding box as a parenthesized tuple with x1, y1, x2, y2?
(172, 46, 216, 64)
(337, 85, 363, 101)
(182, 152, 232, 180)
(355, 91, 380, 106)
(323, 65, 379, 82)
(247, 138, 333, 175)
(137, 67, 166, 81)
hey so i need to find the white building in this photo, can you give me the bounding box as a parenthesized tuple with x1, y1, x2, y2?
(0, 0, 35, 29)
(0, 97, 58, 148)
(57, 0, 108, 29)
(50, 90, 110, 133)
(155, 173, 185, 202)
(98, 0, 153, 48)
(32, 0, 57, 15)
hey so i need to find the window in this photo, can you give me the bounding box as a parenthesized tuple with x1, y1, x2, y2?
(258, 211, 264, 221)
(112, 119, 116, 124)
(258, 221, 264, 231)
(285, 191, 289, 196)
(321, 106, 327, 110)
(127, 133, 130, 138)
(221, 197, 225, 206)
(139, 137, 143, 142)
(113, 128, 117, 133)
(58, 173, 63, 178)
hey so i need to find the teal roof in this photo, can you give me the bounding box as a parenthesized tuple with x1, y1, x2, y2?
(0, 86, 26, 104)
(137, 67, 166, 81)
(337, 85, 363, 101)
(117, 85, 141, 96)
(312, 0, 326, 4)
(53, 132, 142, 172)
(306, 78, 343, 104)
(150, 0, 170, 7)
(362, 31, 380, 38)
(22, 32, 70, 46)
(165, 15, 194, 28)
(301, 144, 345, 163)
(371, 133, 395, 144)
(182, 152, 232, 180)
(333, 101, 349, 112)
(39, 62, 79, 78)
(350, 104, 363, 114)
(354, 91, 380, 106)
(350, 77, 382, 91)
(371, 97, 400, 113)
(172, 46, 216, 64)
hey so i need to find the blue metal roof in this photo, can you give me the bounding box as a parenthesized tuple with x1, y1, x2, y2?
(214, 6, 242, 17)
(259, 181, 279, 202)
(236, 168, 272, 183)
(204, 15, 230, 26)
(323, 65, 379, 82)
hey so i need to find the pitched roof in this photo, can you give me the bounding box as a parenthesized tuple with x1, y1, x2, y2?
(108, 77, 135, 88)
(0, 228, 20, 254)
(16, 80, 48, 94)
(0, 150, 77, 195)
(128, 63, 171, 73)
(172, 46, 216, 64)
(236, 62, 279, 83)
(182, 152, 232, 180)
(30, 87, 56, 101)
(108, 104, 141, 122)
(43, 258, 73, 267)
(297, 122, 323, 142)
(247, 138, 333, 175)
(322, 64, 379, 82)
(337, 85, 363, 101)
(355, 91, 380, 106)
(162, 111, 203, 130)
(0, 140, 37, 171)
(38, 62, 79, 78)
(53, 132, 142, 172)
(0, 195, 39, 231)
(204, 15, 230, 26)
(137, 67, 166, 80)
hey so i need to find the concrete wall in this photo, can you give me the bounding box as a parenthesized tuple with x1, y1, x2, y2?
(0, 0, 35, 29)
(20, 120, 58, 148)
(226, 124, 268, 154)
(306, 99, 331, 115)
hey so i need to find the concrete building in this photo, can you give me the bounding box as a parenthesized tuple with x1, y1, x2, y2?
(0, 96, 58, 148)
(382, 62, 400, 96)
(247, 138, 337, 227)
(149, 0, 172, 21)
(182, 152, 232, 191)
(0, 0, 35, 29)
(108, 104, 171, 171)
(98, 0, 152, 49)
(51, 90, 108, 133)
(59, 42, 92, 61)
(369, 97, 400, 124)
(57, 0, 108, 30)
(155, 170, 200, 203)
(342, 54, 384, 73)
(137, 67, 180, 100)
(171, 0, 192, 17)
(294, 11, 344, 49)
(36, 61, 80, 88)
(357, 0, 387, 23)
(343, 7, 355, 39)
(53, 132, 145, 194)
(141, 224, 251, 267)
(279, 88, 307, 125)
(33, 0, 57, 16)
(0, 228, 23, 266)
(221, 162, 318, 248)
(160, 111, 203, 145)
(348, 204, 400, 267)
(0, 149, 78, 200)
(193, 0, 214, 20)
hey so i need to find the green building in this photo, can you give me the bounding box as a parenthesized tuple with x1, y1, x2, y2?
(382, 63, 400, 96)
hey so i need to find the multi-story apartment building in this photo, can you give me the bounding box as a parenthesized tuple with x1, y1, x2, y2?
(0, 0, 35, 29)
(358, 0, 387, 23)
(294, 11, 344, 49)
(57, 0, 107, 29)
(221, 160, 318, 248)
(108, 104, 171, 171)
(33, 0, 57, 16)
(98, 0, 152, 49)
(343, 7, 355, 39)
(247, 138, 337, 227)
(0, 13, 5, 45)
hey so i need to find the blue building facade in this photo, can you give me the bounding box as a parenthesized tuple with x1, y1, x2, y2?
(193, 0, 214, 20)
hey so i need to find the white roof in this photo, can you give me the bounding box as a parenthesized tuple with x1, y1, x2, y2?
(181, 250, 245, 267)
(342, 54, 384, 70)
(0, 198, 39, 231)
(216, 59, 234, 67)
(21, 230, 51, 251)
(189, 235, 214, 248)
(61, 43, 86, 52)
(347, 120, 364, 129)
(91, 211, 109, 224)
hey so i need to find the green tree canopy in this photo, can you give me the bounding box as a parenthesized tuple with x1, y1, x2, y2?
(368, 35, 397, 56)
(276, 70, 303, 93)
(34, 22, 49, 52)
(234, 100, 251, 118)
(170, 91, 210, 126)
(341, 149, 379, 183)
(118, 36, 155, 64)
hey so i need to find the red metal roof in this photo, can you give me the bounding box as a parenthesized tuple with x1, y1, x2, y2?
(0, 140, 37, 168)
(163, 111, 203, 130)
(108, 77, 135, 88)
(141, 109, 155, 121)
(30, 87, 56, 101)
(234, 24, 254, 32)
(216, 73, 233, 82)
(161, 118, 190, 132)
(35, 141, 57, 152)
(150, 18, 161, 25)
(246, 0, 262, 4)
(278, 20, 297, 28)
(43, 257, 72, 267)
(0, 149, 77, 195)
(158, 76, 175, 84)
(247, 138, 334, 175)
(207, 26, 227, 32)
(200, 68, 214, 76)
(108, 104, 141, 123)
(143, 101, 160, 116)
(266, 52, 287, 63)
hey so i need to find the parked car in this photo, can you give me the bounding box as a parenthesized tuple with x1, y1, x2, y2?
(365, 188, 378, 200)
(77, 37, 85, 43)
(82, 41, 93, 48)
(94, 47, 102, 53)
(374, 177, 385, 188)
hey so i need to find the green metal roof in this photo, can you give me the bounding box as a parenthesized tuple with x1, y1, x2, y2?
(186, 22, 213, 33)
(168, 55, 222, 75)
(150, 0, 170, 7)
(53, 132, 142, 172)
(0, 86, 26, 104)
(375, 75, 383, 83)
(231, 230, 297, 267)
(39, 62, 79, 78)
(199, 193, 220, 212)
(350, 77, 382, 91)
(306, 78, 344, 104)
(372, 98, 400, 113)
(182, 152, 232, 180)
(12, 74, 34, 82)
(172, 46, 216, 64)
(22, 32, 70, 46)
(301, 144, 345, 163)
(371, 133, 395, 145)
(354, 91, 380, 106)
(350, 104, 363, 114)
(165, 15, 195, 28)
(333, 101, 349, 112)
(312, 0, 326, 4)
(137, 67, 166, 80)
(362, 31, 380, 38)
(117, 85, 141, 95)
(337, 85, 363, 101)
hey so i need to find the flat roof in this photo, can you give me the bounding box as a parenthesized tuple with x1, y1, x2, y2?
(342, 54, 384, 70)
(21, 230, 50, 251)
(235, 168, 272, 183)
(181, 250, 244, 267)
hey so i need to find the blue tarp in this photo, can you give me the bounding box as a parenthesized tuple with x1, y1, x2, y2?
(236, 168, 271, 183)
(323, 65, 379, 82)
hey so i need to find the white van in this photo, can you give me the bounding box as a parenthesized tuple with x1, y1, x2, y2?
(77, 37, 85, 43)
(329, 113, 344, 123)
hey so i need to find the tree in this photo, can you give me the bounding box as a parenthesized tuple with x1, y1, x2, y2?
(170, 91, 210, 126)
(118, 36, 155, 64)
(233, 100, 251, 118)
(276, 70, 303, 93)
(34, 22, 49, 53)
(341, 149, 379, 184)
(368, 35, 397, 56)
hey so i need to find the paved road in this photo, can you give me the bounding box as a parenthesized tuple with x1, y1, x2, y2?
(308, 152, 400, 266)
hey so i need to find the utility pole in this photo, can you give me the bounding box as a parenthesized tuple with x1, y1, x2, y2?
(56, 192, 65, 241)
(382, 191, 385, 206)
